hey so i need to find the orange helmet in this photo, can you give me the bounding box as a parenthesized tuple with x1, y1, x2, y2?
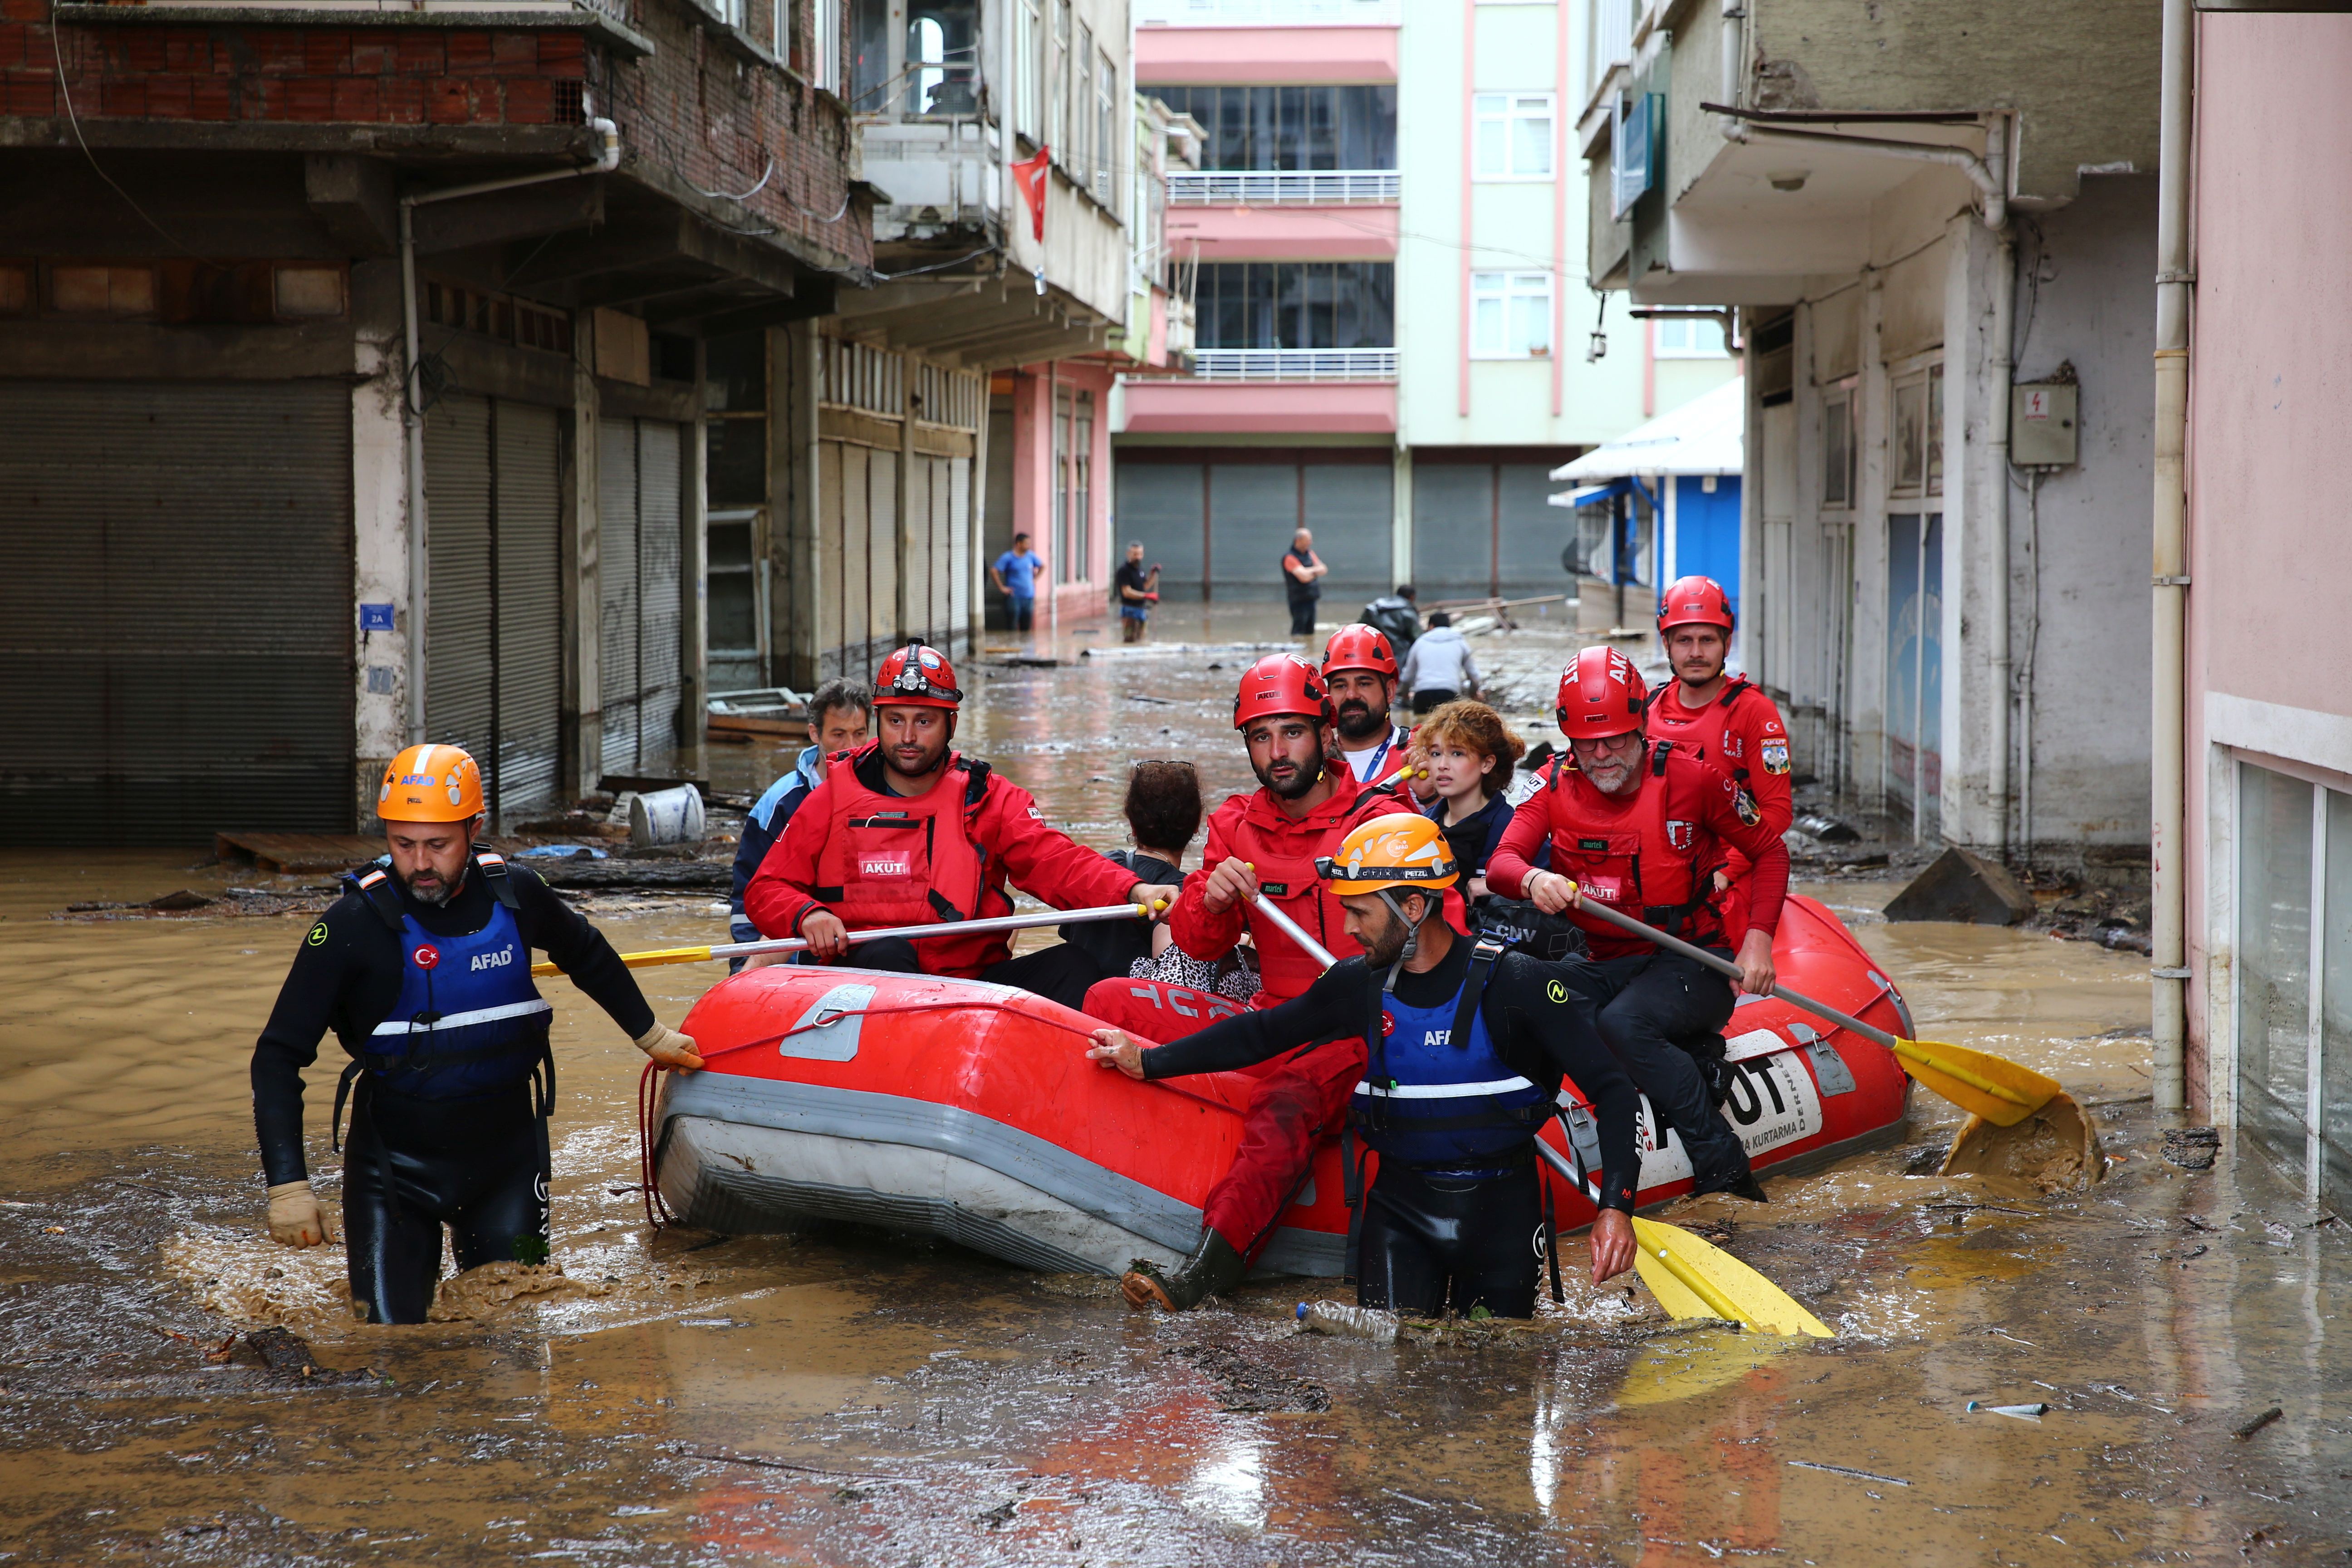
(873, 640, 962, 710)
(1233, 653, 1332, 729)
(377, 743, 485, 823)
(1557, 646, 1648, 740)
(1318, 813, 1460, 897)
(1322, 623, 1399, 680)
(1657, 574, 1736, 635)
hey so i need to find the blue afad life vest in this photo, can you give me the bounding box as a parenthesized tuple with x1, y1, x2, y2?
(336, 853, 555, 1137)
(1352, 936, 1555, 1175)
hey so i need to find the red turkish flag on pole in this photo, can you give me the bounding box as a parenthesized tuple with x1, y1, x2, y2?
(1012, 146, 1050, 241)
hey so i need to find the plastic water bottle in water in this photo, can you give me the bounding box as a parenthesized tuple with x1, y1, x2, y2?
(1295, 1301, 1398, 1344)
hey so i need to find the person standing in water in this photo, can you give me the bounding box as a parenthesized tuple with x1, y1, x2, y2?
(251, 744, 701, 1324)
(1114, 542, 1161, 644)
(1283, 528, 1328, 636)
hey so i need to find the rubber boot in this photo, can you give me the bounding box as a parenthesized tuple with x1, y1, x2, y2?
(1121, 1228, 1246, 1312)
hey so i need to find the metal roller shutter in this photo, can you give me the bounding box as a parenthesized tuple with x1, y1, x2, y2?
(635, 421, 684, 768)
(598, 416, 641, 773)
(1207, 463, 1293, 601)
(0, 379, 354, 844)
(430, 394, 564, 819)
(426, 396, 496, 781)
(495, 403, 564, 812)
(1411, 463, 1493, 598)
(1496, 463, 1568, 598)
(1114, 462, 1205, 600)
(1301, 463, 1391, 604)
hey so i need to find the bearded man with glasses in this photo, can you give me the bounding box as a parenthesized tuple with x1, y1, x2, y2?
(1486, 646, 1790, 1203)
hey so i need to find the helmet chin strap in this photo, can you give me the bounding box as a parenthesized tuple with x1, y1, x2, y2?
(1374, 888, 1427, 994)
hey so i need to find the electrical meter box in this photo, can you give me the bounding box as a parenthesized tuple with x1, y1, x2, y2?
(2012, 382, 2078, 466)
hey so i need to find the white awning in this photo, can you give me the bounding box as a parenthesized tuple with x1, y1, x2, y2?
(1551, 376, 1745, 484)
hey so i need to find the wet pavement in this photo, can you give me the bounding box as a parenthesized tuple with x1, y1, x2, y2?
(3, 607, 2348, 1565)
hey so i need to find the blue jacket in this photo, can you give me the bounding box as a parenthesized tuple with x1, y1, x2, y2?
(730, 745, 824, 923)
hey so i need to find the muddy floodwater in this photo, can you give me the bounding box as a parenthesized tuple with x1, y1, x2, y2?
(4, 608, 2347, 1565)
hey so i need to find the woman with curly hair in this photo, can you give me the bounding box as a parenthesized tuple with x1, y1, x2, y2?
(1413, 699, 1527, 899)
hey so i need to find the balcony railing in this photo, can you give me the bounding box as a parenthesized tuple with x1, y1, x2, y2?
(1191, 348, 1396, 380)
(1167, 170, 1399, 206)
(1136, 0, 1401, 25)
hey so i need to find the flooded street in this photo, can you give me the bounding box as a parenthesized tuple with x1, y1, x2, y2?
(3, 611, 2347, 1566)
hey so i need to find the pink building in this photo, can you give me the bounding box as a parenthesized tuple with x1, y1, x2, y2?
(2171, 8, 2352, 1201)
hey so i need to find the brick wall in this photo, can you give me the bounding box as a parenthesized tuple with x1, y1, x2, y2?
(1, 0, 867, 271)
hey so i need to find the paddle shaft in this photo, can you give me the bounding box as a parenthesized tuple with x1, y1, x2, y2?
(1562, 891, 2043, 1107)
(531, 902, 1154, 976)
(1250, 893, 1339, 970)
(1563, 890, 1903, 1051)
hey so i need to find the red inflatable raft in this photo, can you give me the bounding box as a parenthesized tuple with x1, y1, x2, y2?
(652, 895, 1914, 1278)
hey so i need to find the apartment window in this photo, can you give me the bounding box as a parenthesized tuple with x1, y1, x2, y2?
(51, 265, 155, 317)
(1887, 362, 1950, 496)
(1653, 316, 1727, 358)
(1096, 48, 1117, 206)
(849, 0, 890, 110)
(1016, 0, 1041, 140)
(909, 0, 979, 115)
(1823, 387, 1856, 510)
(1073, 25, 1093, 175)
(715, 0, 745, 30)
(2234, 761, 2352, 1201)
(1196, 262, 1395, 350)
(1054, 0, 1073, 159)
(1925, 362, 1945, 495)
(1147, 85, 1396, 171)
(1470, 270, 1551, 358)
(1474, 92, 1553, 180)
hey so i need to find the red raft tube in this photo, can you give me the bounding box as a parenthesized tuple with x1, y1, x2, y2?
(652, 895, 1913, 1279)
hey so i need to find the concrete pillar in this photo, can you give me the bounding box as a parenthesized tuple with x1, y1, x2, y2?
(1848, 278, 1891, 817)
(769, 321, 824, 691)
(1939, 214, 2013, 852)
(352, 316, 409, 829)
(680, 342, 710, 779)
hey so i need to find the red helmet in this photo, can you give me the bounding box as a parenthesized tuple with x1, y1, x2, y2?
(873, 640, 962, 710)
(1321, 623, 1399, 680)
(1556, 646, 1648, 740)
(1233, 653, 1332, 730)
(1656, 574, 1736, 635)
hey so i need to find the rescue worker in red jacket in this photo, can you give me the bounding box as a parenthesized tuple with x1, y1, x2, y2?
(745, 641, 1163, 1009)
(1099, 654, 1459, 1312)
(1644, 576, 1795, 945)
(1323, 624, 1415, 787)
(1487, 646, 1788, 1201)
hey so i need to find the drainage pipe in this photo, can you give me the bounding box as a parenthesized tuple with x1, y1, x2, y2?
(2150, 0, 2194, 1115)
(399, 118, 622, 744)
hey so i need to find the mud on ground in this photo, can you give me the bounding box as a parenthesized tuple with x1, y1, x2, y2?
(2, 607, 2345, 1564)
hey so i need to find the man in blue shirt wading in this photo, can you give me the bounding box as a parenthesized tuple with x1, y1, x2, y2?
(991, 532, 1044, 632)
(726, 678, 872, 970)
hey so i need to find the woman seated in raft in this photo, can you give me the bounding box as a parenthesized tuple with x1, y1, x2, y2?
(1060, 761, 1260, 1003)
(1413, 700, 1527, 902)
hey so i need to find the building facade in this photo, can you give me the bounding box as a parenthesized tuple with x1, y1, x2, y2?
(2171, 8, 2352, 1201)
(1581, 0, 2161, 864)
(1113, 0, 1731, 618)
(0, 0, 873, 843)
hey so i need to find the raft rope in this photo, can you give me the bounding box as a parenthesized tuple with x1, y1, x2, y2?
(633, 1002, 1246, 1232)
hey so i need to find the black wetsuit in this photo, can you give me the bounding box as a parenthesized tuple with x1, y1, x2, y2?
(1140, 939, 1642, 1317)
(252, 858, 653, 1324)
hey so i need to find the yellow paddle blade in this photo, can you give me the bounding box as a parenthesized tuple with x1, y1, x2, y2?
(530, 944, 714, 977)
(1630, 1216, 1833, 1339)
(1889, 1037, 2062, 1128)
